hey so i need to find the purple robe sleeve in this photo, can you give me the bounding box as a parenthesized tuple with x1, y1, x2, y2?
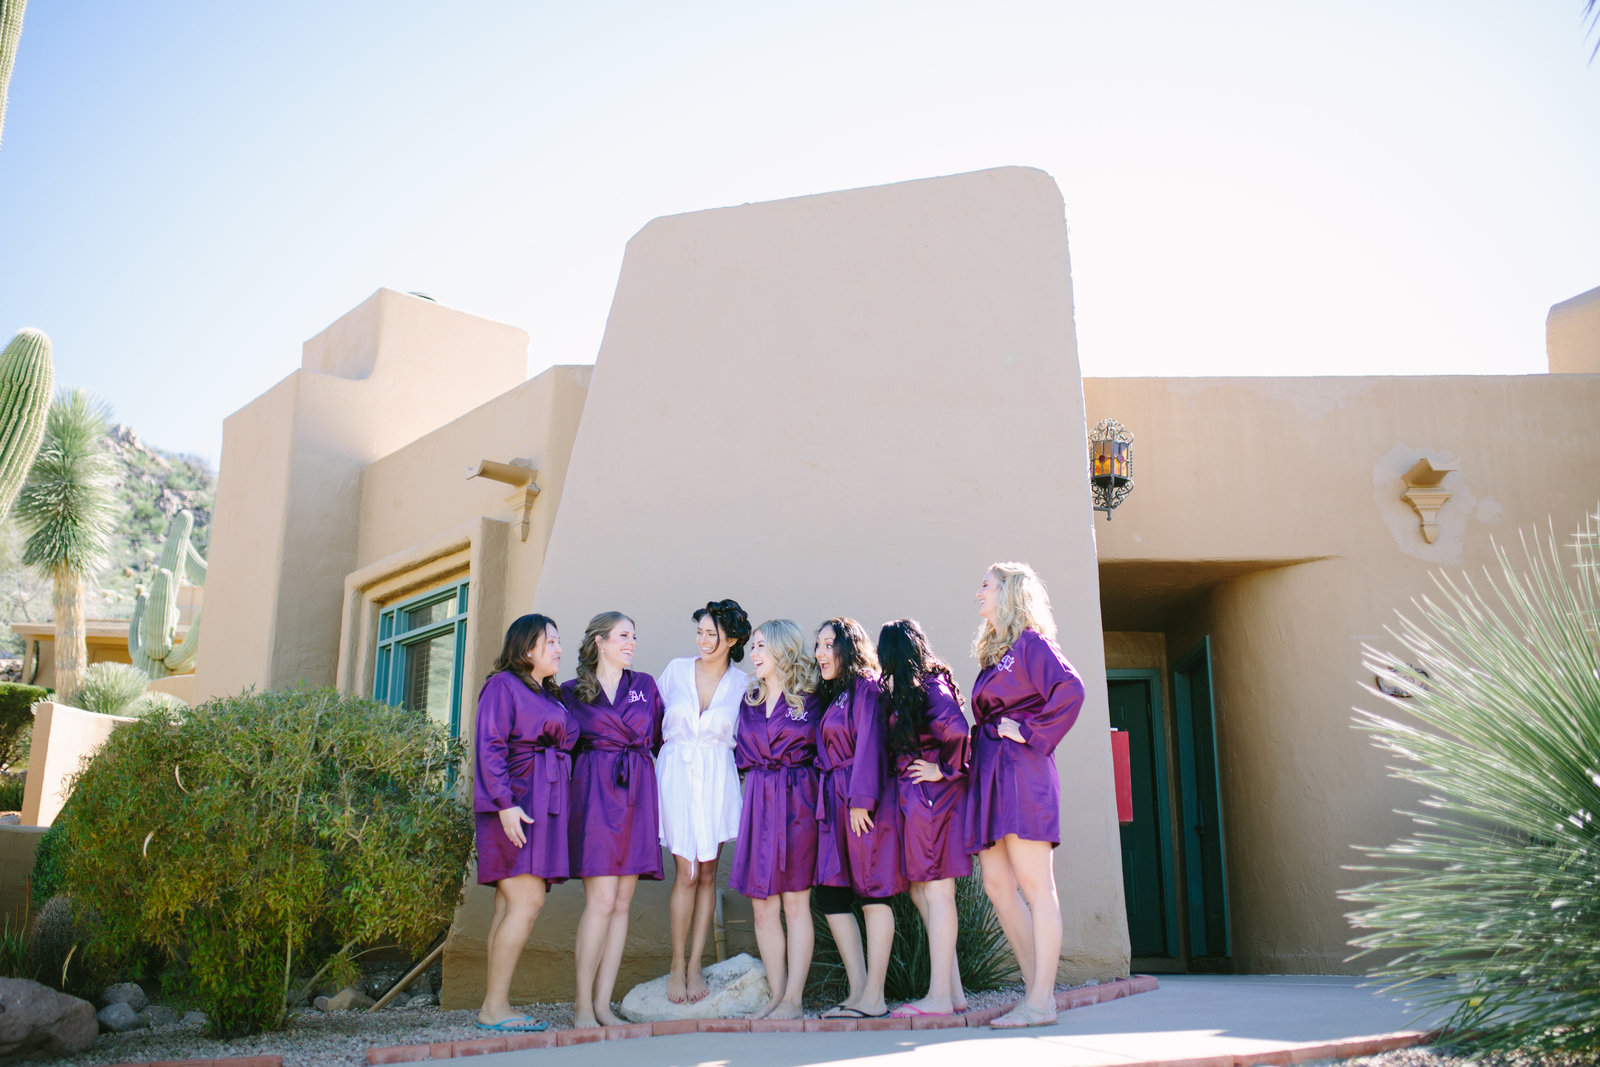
(847, 678, 885, 811)
(1015, 632, 1086, 752)
(473, 676, 515, 813)
(927, 678, 971, 781)
(651, 681, 665, 756)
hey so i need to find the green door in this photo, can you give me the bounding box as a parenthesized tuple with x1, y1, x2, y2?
(1107, 673, 1178, 958)
(1173, 638, 1230, 960)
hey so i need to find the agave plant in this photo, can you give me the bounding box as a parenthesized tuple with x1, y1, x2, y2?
(1344, 512, 1600, 1055)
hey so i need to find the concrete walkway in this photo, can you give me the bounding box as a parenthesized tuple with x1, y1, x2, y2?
(466, 976, 1448, 1067)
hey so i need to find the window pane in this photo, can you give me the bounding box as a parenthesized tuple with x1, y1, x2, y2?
(374, 646, 392, 702)
(402, 597, 455, 633)
(400, 629, 457, 727)
(379, 611, 394, 642)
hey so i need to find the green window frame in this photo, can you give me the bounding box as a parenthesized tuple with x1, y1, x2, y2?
(373, 578, 470, 736)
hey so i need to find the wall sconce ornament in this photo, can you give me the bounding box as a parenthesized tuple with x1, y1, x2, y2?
(1089, 418, 1134, 520)
(1375, 664, 1430, 699)
(1401, 458, 1454, 544)
(468, 458, 541, 542)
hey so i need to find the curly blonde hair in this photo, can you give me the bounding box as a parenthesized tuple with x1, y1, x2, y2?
(576, 611, 633, 705)
(745, 618, 818, 715)
(973, 561, 1057, 667)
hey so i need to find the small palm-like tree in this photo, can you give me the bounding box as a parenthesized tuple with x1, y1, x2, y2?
(14, 390, 120, 704)
(1345, 512, 1600, 1055)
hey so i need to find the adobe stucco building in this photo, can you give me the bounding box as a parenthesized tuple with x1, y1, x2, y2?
(192, 167, 1600, 1006)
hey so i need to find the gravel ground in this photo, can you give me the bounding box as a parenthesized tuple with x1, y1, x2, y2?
(24, 980, 1075, 1067)
(1350, 1050, 1600, 1067)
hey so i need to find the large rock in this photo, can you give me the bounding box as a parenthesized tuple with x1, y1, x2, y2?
(97, 1001, 146, 1033)
(100, 982, 149, 1013)
(0, 978, 97, 1056)
(313, 986, 375, 1012)
(620, 953, 771, 1022)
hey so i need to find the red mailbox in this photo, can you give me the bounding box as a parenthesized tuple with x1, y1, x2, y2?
(1110, 729, 1133, 825)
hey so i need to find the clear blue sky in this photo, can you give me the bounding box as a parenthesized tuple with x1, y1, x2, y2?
(1, 1, 1596, 466)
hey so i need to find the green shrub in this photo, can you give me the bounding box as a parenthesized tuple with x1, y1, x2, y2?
(70, 662, 150, 716)
(807, 863, 1018, 1004)
(1345, 515, 1600, 1055)
(52, 687, 473, 1036)
(0, 770, 22, 810)
(30, 822, 65, 907)
(24, 893, 99, 994)
(0, 682, 47, 770)
(127, 690, 187, 719)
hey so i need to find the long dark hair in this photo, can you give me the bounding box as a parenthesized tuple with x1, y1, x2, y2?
(489, 613, 561, 699)
(879, 618, 963, 757)
(692, 599, 752, 662)
(814, 617, 879, 709)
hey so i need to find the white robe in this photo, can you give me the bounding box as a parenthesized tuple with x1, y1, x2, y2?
(657, 655, 748, 862)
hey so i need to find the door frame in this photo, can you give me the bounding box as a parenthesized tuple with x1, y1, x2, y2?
(1172, 636, 1231, 959)
(1107, 669, 1180, 958)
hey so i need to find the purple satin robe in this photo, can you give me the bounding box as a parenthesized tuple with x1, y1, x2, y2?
(963, 629, 1085, 851)
(473, 671, 580, 885)
(563, 671, 666, 880)
(890, 675, 972, 883)
(816, 676, 906, 898)
(729, 691, 820, 899)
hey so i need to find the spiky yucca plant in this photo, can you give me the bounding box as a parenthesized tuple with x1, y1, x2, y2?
(14, 390, 120, 704)
(1345, 513, 1600, 1055)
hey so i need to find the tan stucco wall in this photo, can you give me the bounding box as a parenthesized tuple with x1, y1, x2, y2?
(1085, 373, 1600, 973)
(522, 165, 1129, 1003)
(1547, 284, 1600, 374)
(22, 702, 137, 827)
(194, 289, 531, 700)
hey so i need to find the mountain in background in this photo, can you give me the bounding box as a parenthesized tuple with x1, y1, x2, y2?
(0, 425, 216, 655)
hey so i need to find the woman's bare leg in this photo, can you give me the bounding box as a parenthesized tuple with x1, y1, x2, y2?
(480, 875, 545, 1025)
(978, 843, 1036, 988)
(592, 874, 638, 1025)
(768, 890, 812, 1019)
(1002, 835, 1060, 1017)
(573, 876, 618, 1028)
(856, 903, 893, 1016)
(685, 848, 720, 1002)
(667, 855, 696, 1003)
(904, 878, 960, 1014)
(824, 910, 866, 1009)
(750, 895, 787, 1019)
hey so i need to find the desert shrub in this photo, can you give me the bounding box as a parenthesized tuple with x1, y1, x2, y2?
(0, 915, 28, 978)
(0, 771, 22, 811)
(52, 687, 473, 1036)
(70, 662, 151, 716)
(808, 863, 1017, 1004)
(0, 683, 47, 769)
(1345, 515, 1600, 1055)
(30, 822, 66, 907)
(128, 690, 187, 719)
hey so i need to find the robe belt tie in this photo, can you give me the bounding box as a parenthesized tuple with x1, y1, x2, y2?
(752, 760, 809, 875)
(530, 748, 572, 816)
(577, 738, 651, 804)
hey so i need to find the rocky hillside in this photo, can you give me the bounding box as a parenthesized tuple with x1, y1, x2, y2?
(0, 426, 216, 654)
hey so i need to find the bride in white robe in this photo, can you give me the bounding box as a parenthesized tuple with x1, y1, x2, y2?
(656, 600, 750, 1004)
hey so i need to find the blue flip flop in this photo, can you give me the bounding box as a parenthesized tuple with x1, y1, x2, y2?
(477, 1017, 550, 1033)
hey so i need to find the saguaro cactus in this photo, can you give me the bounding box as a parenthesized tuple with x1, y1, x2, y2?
(128, 509, 206, 678)
(0, 1, 28, 154)
(0, 328, 53, 523)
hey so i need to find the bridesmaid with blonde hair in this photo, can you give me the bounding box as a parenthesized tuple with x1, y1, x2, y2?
(965, 562, 1085, 1029)
(728, 619, 821, 1021)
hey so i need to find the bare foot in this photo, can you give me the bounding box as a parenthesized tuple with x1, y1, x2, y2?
(751, 996, 780, 1019)
(686, 968, 710, 1003)
(766, 1000, 803, 1021)
(902, 995, 955, 1016)
(572, 1011, 601, 1029)
(953, 996, 969, 1013)
(596, 1006, 624, 1027)
(666, 970, 688, 1005)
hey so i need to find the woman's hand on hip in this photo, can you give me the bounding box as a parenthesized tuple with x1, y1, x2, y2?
(499, 805, 534, 848)
(997, 717, 1026, 744)
(905, 759, 945, 783)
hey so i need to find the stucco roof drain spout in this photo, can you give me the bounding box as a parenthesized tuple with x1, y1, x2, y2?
(1401, 458, 1454, 544)
(467, 458, 540, 542)
(1089, 418, 1134, 520)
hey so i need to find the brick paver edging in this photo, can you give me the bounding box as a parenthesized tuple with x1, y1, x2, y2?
(366, 975, 1163, 1063)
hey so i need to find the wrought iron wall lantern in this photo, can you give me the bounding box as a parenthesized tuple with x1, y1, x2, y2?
(1089, 418, 1134, 520)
